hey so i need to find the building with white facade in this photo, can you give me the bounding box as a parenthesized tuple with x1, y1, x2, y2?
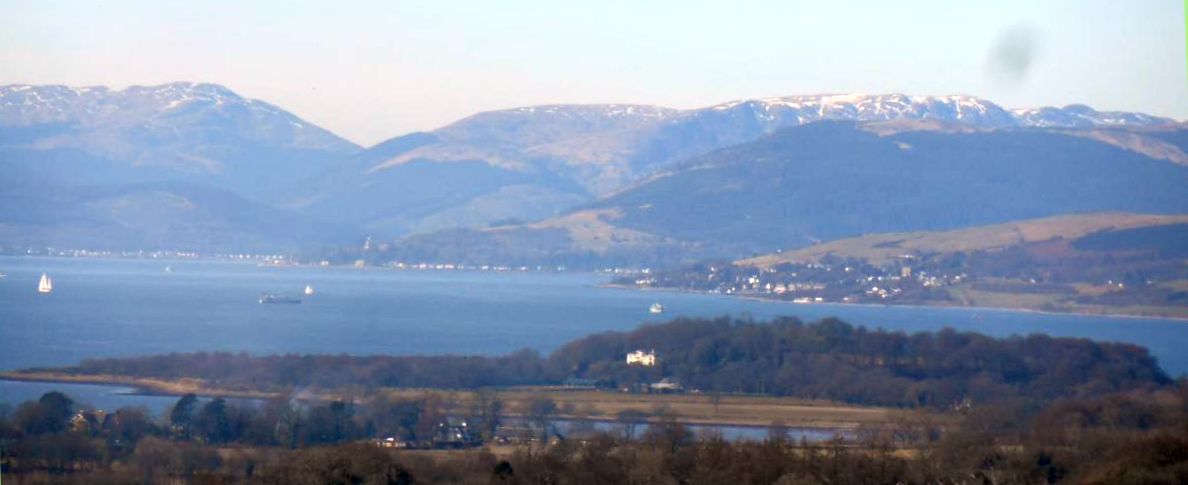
(626, 349, 657, 366)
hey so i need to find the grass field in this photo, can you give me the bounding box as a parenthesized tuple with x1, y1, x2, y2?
(373, 387, 896, 429)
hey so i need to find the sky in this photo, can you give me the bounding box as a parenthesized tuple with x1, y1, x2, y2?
(1, 0, 1184, 146)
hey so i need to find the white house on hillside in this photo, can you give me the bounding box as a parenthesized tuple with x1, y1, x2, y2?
(626, 349, 656, 366)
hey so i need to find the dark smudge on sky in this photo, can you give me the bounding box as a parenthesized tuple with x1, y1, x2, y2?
(987, 25, 1040, 85)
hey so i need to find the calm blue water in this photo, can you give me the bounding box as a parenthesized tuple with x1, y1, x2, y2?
(0, 380, 180, 412)
(1, 255, 1186, 378)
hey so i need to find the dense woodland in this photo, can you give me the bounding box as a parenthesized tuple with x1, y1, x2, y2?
(2, 381, 1188, 483)
(52, 316, 1171, 408)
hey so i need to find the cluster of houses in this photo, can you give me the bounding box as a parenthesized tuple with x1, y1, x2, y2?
(770, 282, 827, 294)
(374, 417, 483, 449)
(384, 262, 568, 272)
(864, 285, 902, 299)
(638, 256, 981, 305)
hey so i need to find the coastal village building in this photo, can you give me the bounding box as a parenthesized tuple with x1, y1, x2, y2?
(649, 378, 682, 393)
(626, 349, 657, 366)
(70, 410, 109, 434)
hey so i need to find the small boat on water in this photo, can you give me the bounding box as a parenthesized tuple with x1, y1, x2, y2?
(259, 293, 301, 304)
(649, 302, 664, 314)
(165, 265, 173, 273)
(38, 273, 53, 294)
(304, 285, 315, 296)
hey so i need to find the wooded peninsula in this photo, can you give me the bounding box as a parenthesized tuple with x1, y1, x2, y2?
(2, 316, 1185, 483)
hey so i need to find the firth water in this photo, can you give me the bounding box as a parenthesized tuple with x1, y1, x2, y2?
(1, 256, 1185, 379)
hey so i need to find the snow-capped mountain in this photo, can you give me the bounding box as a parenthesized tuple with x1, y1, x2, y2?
(0, 82, 364, 251)
(0, 82, 359, 194)
(695, 93, 1173, 129)
(3, 82, 1181, 254)
(303, 92, 1180, 240)
(0, 83, 258, 126)
(1011, 104, 1174, 128)
(0, 82, 357, 150)
(365, 93, 1157, 192)
(699, 93, 1018, 128)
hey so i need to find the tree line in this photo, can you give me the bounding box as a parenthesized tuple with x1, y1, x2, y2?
(52, 316, 1171, 408)
(3, 381, 1188, 483)
(0, 388, 504, 480)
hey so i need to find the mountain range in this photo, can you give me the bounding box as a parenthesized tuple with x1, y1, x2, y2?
(294, 93, 1182, 240)
(1, 83, 1185, 260)
(384, 121, 1188, 266)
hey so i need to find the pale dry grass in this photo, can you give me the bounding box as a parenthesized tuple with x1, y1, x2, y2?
(0, 371, 280, 399)
(377, 387, 893, 429)
(740, 212, 1188, 267)
(519, 209, 667, 252)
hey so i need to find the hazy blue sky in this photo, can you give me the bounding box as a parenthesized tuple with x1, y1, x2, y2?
(1, 0, 1183, 145)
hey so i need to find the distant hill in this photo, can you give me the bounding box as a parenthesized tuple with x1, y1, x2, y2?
(0, 83, 360, 199)
(0, 82, 364, 250)
(288, 105, 678, 238)
(624, 213, 1188, 318)
(382, 209, 708, 267)
(739, 213, 1188, 267)
(0, 181, 355, 252)
(389, 121, 1188, 266)
(296, 94, 1180, 239)
(1071, 221, 1188, 256)
(584, 122, 1188, 255)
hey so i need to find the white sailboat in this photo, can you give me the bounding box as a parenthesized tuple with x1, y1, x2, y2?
(649, 302, 664, 314)
(38, 273, 53, 294)
(304, 285, 315, 296)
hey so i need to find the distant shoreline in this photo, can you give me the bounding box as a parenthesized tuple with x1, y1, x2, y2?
(599, 283, 1188, 322)
(0, 371, 279, 400)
